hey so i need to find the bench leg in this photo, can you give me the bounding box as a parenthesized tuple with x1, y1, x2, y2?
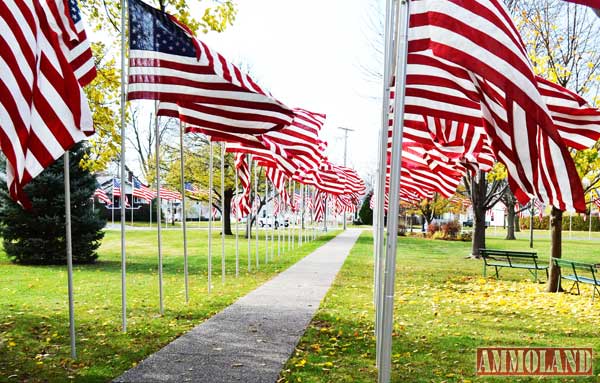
(593, 286, 599, 304)
(576, 281, 581, 296)
(483, 263, 487, 278)
(545, 268, 549, 282)
(494, 266, 499, 279)
(534, 269, 538, 283)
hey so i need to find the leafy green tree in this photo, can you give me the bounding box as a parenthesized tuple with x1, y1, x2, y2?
(0, 144, 106, 265)
(358, 191, 373, 225)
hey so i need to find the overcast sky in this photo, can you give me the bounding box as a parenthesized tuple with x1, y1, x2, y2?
(197, 0, 383, 183)
(91, 0, 384, 185)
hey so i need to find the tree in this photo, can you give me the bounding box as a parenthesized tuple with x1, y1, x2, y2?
(359, 191, 374, 225)
(510, 0, 600, 292)
(80, 42, 121, 172)
(78, 0, 237, 172)
(127, 109, 176, 179)
(499, 184, 531, 240)
(463, 167, 507, 258)
(0, 144, 106, 265)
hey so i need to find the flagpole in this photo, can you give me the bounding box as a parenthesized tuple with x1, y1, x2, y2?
(154, 104, 164, 315)
(247, 155, 252, 272)
(265, 177, 269, 264)
(179, 121, 189, 303)
(131, 179, 134, 225)
(530, 201, 534, 248)
(288, 182, 292, 251)
(379, 0, 410, 381)
(221, 143, 226, 283)
(375, 0, 396, 368)
(112, 182, 115, 225)
(208, 141, 213, 292)
(119, 0, 128, 333)
(589, 205, 592, 240)
(292, 182, 296, 251)
(254, 163, 259, 269)
(300, 184, 305, 247)
(235, 166, 239, 277)
(64, 152, 76, 358)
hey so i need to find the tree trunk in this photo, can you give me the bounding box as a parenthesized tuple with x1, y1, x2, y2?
(515, 215, 521, 232)
(505, 205, 516, 240)
(223, 188, 234, 235)
(470, 171, 487, 257)
(546, 207, 563, 292)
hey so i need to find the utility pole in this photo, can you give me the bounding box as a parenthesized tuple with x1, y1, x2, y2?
(338, 127, 354, 230)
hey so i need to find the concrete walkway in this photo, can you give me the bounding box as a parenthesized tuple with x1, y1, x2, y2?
(114, 229, 362, 383)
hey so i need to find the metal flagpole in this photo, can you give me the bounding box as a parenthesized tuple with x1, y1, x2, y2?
(112, 181, 115, 225)
(530, 201, 534, 248)
(247, 155, 252, 272)
(64, 152, 76, 358)
(292, 182, 296, 250)
(179, 121, 189, 303)
(254, 163, 259, 269)
(149, 188, 152, 228)
(375, 0, 396, 368)
(277, 192, 281, 258)
(265, 177, 269, 264)
(119, 0, 128, 332)
(208, 141, 213, 292)
(299, 184, 304, 246)
(287, 182, 292, 251)
(131, 180, 134, 225)
(221, 143, 226, 283)
(589, 205, 593, 240)
(235, 166, 239, 277)
(379, 1, 410, 381)
(155, 104, 164, 315)
(323, 194, 327, 232)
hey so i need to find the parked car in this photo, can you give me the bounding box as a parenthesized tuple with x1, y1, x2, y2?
(258, 215, 289, 229)
(462, 219, 490, 228)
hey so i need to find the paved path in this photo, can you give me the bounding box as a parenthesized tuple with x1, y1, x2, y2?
(114, 229, 362, 383)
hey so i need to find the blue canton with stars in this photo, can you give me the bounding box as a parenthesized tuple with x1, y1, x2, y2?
(128, 0, 196, 58)
(69, 0, 81, 24)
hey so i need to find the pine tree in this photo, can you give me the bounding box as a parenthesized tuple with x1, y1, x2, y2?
(0, 144, 105, 264)
(359, 191, 373, 225)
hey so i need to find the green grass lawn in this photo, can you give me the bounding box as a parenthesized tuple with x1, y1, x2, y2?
(280, 231, 600, 383)
(0, 228, 337, 382)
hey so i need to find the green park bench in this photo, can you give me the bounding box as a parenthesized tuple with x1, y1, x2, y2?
(552, 258, 600, 302)
(480, 249, 548, 282)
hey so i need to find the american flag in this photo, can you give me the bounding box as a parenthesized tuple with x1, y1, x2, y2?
(127, 0, 294, 136)
(272, 196, 280, 216)
(159, 187, 182, 201)
(266, 167, 289, 205)
(534, 199, 545, 218)
(234, 153, 252, 217)
(61, 0, 97, 86)
(133, 177, 155, 202)
(94, 188, 112, 205)
(313, 190, 326, 222)
(112, 178, 122, 197)
(0, 0, 96, 207)
(408, 0, 587, 212)
(259, 109, 328, 175)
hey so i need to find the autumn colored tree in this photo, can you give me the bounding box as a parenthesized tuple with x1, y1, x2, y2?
(511, 0, 600, 291)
